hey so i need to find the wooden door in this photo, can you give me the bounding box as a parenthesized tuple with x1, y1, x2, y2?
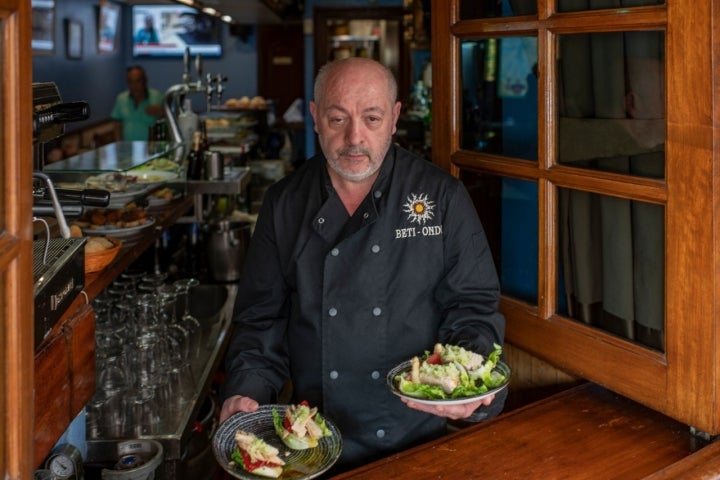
(257, 24, 305, 118)
(431, 0, 720, 434)
(1, 0, 35, 478)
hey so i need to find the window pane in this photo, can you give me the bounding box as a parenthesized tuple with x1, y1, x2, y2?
(461, 37, 538, 160)
(557, 0, 663, 14)
(557, 31, 665, 178)
(460, 0, 537, 19)
(558, 187, 665, 351)
(461, 171, 539, 305)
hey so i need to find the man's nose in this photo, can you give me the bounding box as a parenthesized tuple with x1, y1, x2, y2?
(345, 119, 363, 145)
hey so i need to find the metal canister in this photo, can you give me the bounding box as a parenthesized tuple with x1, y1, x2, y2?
(204, 151, 224, 181)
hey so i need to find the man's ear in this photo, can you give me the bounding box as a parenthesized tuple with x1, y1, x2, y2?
(391, 100, 402, 134)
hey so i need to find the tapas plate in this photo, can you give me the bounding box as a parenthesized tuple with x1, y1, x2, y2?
(213, 404, 342, 480)
(81, 217, 156, 240)
(386, 359, 511, 406)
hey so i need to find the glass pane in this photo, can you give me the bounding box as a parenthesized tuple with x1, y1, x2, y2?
(461, 37, 538, 160)
(461, 171, 539, 305)
(558, 187, 665, 352)
(558, 0, 663, 14)
(460, 0, 537, 19)
(557, 31, 665, 178)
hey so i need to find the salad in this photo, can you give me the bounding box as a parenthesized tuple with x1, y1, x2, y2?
(395, 343, 506, 400)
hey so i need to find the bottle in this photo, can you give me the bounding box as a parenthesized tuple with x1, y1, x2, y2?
(186, 131, 204, 180)
(199, 119, 210, 151)
(177, 98, 199, 147)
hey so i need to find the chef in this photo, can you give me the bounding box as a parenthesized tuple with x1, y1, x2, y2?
(219, 57, 505, 473)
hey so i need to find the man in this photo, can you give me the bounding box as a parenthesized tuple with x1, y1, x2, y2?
(220, 57, 505, 472)
(134, 15, 159, 44)
(111, 66, 164, 141)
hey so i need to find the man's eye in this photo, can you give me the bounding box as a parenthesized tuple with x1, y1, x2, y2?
(329, 117, 345, 125)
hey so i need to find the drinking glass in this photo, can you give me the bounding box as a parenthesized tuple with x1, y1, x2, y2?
(173, 278, 202, 360)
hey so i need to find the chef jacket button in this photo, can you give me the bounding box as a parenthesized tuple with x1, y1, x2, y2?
(376, 429, 386, 438)
(372, 307, 382, 316)
(331, 248, 339, 256)
(330, 370, 339, 380)
(374, 190, 382, 199)
(371, 370, 380, 380)
(328, 308, 338, 317)
(363, 212, 370, 219)
(371, 244, 380, 253)
(317, 217, 325, 224)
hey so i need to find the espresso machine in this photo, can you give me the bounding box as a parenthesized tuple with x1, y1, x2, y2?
(31, 82, 108, 348)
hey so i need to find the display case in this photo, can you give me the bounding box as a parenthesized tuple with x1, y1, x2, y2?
(42, 141, 183, 177)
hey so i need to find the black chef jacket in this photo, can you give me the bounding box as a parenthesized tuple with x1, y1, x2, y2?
(222, 145, 505, 472)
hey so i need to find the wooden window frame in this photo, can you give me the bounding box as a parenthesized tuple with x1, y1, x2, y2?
(2, 0, 36, 478)
(431, 0, 720, 434)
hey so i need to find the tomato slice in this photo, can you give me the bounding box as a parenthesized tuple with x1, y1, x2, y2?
(241, 449, 281, 472)
(426, 352, 442, 365)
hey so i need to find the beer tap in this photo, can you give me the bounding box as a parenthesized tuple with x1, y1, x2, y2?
(206, 72, 228, 107)
(164, 47, 227, 144)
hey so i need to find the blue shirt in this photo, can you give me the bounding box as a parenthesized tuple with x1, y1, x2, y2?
(110, 88, 164, 141)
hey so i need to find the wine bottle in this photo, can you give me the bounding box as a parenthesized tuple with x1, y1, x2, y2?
(186, 131, 204, 180)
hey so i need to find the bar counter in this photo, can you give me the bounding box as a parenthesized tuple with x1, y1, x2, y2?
(34, 194, 194, 467)
(330, 383, 713, 479)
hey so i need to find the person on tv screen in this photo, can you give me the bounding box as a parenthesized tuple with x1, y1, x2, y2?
(134, 14, 159, 44)
(111, 66, 164, 141)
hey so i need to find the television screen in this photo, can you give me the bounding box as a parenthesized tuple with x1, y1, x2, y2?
(132, 5, 222, 58)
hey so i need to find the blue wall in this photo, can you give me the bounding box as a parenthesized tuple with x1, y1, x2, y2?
(33, 0, 258, 132)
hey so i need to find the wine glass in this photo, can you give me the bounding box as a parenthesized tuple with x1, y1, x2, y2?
(173, 278, 202, 361)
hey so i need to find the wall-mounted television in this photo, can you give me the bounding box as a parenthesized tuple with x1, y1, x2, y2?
(132, 4, 222, 58)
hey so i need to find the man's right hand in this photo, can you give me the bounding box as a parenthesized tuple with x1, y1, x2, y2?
(219, 395, 260, 423)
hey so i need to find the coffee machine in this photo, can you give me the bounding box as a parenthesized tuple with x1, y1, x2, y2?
(31, 82, 104, 348)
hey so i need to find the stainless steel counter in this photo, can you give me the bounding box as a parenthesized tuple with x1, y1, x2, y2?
(85, 283, 237, 473)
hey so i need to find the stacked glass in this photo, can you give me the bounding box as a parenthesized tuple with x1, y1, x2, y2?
(87, 272, 201, 439)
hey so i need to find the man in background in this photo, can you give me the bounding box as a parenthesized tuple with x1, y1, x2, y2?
(111, 66, 164, 141)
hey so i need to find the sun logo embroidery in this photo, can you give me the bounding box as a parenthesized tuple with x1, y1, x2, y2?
(403, 193, 435, 225)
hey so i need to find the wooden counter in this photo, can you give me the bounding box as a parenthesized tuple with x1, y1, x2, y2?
(33, 195, 193, 468)
(331, 383, 710, 480)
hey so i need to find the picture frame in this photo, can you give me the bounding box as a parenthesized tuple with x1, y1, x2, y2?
(98, 2, 120, 54)
(65, 19, 83, 60)
(31, 0, 55, 55)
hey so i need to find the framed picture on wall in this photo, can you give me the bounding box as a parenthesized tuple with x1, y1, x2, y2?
(65, 19, 83, 59)
(98, 2, 120, 54)
(32, 0, 55, 55)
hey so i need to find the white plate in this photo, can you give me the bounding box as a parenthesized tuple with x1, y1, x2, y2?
(386, 359, 511, 406)
(106, 185, 155, 208)
(81, 217, 156, 239)
(213, 405, 342, 480)
(132, 170, 180, 183)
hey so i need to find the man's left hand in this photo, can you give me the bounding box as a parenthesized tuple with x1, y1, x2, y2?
(401, 394, 495, 420)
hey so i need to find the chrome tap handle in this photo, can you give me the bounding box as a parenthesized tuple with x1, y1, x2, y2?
(195, 54, 203, 83)
(182, 47, 191, 84)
